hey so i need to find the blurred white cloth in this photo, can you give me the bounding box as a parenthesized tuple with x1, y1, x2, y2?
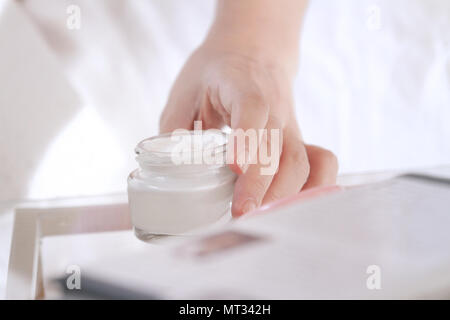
(1, 0, 450, 202)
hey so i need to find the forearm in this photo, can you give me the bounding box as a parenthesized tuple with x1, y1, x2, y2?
(205, 0, 308, 73)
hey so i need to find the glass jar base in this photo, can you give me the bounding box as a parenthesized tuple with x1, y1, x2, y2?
(133, 209, 232, 243)
(134, 227, 170, 242)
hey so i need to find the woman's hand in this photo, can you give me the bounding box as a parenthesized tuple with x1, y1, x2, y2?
(160, 0, 338, 217)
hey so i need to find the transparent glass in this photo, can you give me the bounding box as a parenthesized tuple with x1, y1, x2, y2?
(127, 131, 236, 241)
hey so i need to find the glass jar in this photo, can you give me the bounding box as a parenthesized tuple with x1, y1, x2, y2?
(127, 130, 236, 241)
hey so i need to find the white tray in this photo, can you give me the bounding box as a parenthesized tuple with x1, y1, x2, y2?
(7, 166, 450, 299)
(6, 194, 131, 299)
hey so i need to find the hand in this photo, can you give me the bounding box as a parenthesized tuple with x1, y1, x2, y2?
(160, 43, 338, 217)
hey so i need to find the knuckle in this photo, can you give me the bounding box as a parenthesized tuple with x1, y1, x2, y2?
(287, 145, 306, 165)
(246, 176, 269, 199)
(317, 148, 339, 173)
(298, 161, 311, 184)
(239, 92, 269, 112)
(267, 114, 283, 129)
(287, 147, 310, 183)
(264, 189, 285, 203)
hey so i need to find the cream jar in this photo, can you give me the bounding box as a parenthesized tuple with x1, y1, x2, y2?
(127, 130, 236, 241)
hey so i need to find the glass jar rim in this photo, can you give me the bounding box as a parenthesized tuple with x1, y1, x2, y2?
(135, 130, 228, 168)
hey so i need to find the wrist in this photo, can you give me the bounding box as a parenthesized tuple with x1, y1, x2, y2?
(202, 0, 306, 77)
(202, 27, 300, 78)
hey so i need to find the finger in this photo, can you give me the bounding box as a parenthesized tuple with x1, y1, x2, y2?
(159, 80, 199, 133)
(197, 91, 226, 130)
(262, 128, 310, 205)
(301, 145, 338, 190)
(159, 104, 197, 133)
(231, 116, 282, 217)
(226, 92, 270, 174)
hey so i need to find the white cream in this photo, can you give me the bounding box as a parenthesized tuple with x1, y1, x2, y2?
(127, 131, 236, 240)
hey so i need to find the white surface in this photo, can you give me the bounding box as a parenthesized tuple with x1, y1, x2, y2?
(40, 230, 143, 299)
(4, 193, 130, 299)
(0, 206, 14, 300)
(3, 167, 450, 299)
(41, 175, 450, 299)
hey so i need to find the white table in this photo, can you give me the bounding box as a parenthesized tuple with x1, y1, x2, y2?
(2, 165, 450, 299)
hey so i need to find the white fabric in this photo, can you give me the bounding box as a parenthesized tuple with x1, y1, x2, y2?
(1, 0, 449, 201)
(297, 0, 450, 173)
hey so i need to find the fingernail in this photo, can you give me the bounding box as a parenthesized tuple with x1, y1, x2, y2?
(241, 199, 257, 215)
(236, 148, 250, 174)
(237, 161, 249, 174)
